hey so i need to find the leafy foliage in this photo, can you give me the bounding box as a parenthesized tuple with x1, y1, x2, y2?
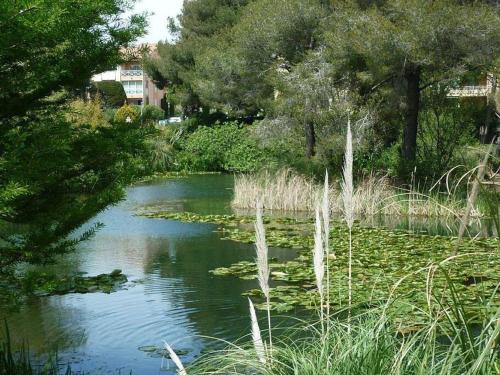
(90, 81, 127, 108)
(114, 103, 140, 124)
(178, 122, 265, 172)
(141, 104, 165, 124)
(0, 0, 146, 122)
(0, 0, 148, 271)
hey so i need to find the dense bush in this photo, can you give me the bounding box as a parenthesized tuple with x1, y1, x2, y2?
(141, 104, 165, 124)
(114, 103, 140, 124)
(178, 122, 265, 172)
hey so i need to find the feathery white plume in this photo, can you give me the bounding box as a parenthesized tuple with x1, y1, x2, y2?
(342, 118, 355, 332)
(255, 202, 270, 300)
(313, 205, 325, 300)
(322, 170, 330, 254)
(321, 169, 331, 321)
(164, 342, 187, 375)
(254, 201, 272, 354)
(248, 298, 266, 364)
(342, 119, 354, 229)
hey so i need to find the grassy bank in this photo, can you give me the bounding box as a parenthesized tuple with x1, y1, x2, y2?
(188, 301, 499, 374)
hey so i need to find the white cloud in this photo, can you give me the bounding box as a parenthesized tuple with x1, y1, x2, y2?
(133, 0, 184, 43)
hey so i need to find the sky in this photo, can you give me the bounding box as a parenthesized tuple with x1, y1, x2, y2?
(133, 0, 184, 43)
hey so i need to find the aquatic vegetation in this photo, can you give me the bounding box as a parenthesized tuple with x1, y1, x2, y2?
(138, 345, 191, 359)
(187, 206, 500, 375)
(145, 210, 499, 324)
(139, 211, 256, 225)
(24, 269, 128, 296)
(0, 323, 72, 375)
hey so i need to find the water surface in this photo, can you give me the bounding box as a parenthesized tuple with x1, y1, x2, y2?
(3, 175, 296, 374)
(2, 174, 495, 374)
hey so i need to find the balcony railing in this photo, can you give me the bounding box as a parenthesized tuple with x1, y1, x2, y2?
(125, 89, 143, 95)
(448, 85, 489, 98)
(121, 70, 143, 77)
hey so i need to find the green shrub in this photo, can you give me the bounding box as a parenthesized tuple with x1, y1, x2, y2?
(114, 103, 140, 124)
(178, 122, 265, 172)
(141, 105, 165, 124)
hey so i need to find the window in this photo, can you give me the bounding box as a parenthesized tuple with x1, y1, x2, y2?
(122, 81, 143, 95)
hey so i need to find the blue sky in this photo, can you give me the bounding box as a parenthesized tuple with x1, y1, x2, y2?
(133, 0, 184, 43)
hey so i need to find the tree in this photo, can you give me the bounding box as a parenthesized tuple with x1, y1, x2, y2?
(325, 0, 500, 165)
(0, 0, 146, 124)
(144, 0, 248, 115)
(0, 0, 147, 271)
(194, 0, 325, 117)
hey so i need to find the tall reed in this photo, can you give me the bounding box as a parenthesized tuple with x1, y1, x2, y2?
(341, 119, 354, 331)
(254, 202, 272, 354)
(232, 170, 481, 219)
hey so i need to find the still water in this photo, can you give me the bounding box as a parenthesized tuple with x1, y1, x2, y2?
(3, 175, 297, 374)
(1, 174, 495, 374)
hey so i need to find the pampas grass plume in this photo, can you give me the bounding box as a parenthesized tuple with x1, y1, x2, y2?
(164, 341, 187, 375)
(254, 201, 272, 353)
(314, 205, 325, 301)
(255, 202, 270, 299)
(342, 119, 354, 229)
(249, 298, 266, 364)
(342, 118, 354, 331)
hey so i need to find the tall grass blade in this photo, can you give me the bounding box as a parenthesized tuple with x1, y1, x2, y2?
(456, 139, 496, 249)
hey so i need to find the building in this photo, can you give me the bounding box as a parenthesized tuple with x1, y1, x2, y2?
(448, 73, 499, 144)
(91, 45, 165, 107)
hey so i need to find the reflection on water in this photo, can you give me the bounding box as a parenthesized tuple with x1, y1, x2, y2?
(1, 175, 297, 374)
(1, 174, 495, 374)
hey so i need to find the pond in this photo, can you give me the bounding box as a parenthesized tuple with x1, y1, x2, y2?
(0, 174, 495, 374)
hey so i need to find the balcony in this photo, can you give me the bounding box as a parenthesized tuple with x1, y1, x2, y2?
(121, 70, 143, 81)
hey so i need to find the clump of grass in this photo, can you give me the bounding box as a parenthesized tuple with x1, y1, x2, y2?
(232, 170, 483, 219)
(188, 277, 499, 375)
(0, 322, 72, 375)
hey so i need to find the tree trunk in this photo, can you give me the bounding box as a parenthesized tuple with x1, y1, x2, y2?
(305, 121, 316, 158)
(402, 66, 421, 162)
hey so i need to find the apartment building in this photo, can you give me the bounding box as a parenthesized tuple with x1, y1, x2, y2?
(92, 45, 164, 107)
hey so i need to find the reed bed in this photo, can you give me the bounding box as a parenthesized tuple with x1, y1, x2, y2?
(232, 169, 481, 218)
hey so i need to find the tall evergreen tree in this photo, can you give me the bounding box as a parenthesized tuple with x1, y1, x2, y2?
(325, 0, 500, 165)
